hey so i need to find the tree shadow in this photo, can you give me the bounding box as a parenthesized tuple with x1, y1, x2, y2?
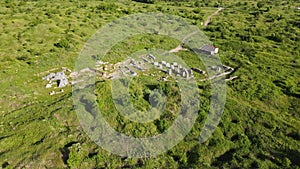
(270, 148, 300, 167)
(211, 148, 236, 167)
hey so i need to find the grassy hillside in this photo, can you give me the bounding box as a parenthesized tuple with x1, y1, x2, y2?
(0, 0, 299, 168)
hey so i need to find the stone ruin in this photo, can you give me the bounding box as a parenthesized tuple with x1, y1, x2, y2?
(119, 65, 137, 77)
(208, 64, 234, 73)
(191, 68, 205, 74)
(43, 71, 69, 89)
(147, 54, 156, 61)
(87, 53, 233, 83)
(152, 60, 194, 79)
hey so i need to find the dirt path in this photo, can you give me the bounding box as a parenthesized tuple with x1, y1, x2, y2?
(168, 30, 200, 53)
(169, 45, 188, 53)
(168, 7, 224, 53)
(169, 7, 223, 53)
(200, 69, 233, 82)
(204, 7, 223, 27)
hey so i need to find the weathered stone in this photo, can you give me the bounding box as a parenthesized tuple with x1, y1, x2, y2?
(168, 69, 172, 75)
(46, 84, 52, 88)
(166, 63, 171, 68)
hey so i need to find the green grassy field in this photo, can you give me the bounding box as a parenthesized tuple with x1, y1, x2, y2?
(0, 0, 299, 168)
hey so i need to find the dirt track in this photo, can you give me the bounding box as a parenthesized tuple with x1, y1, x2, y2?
(204, 7, 223, 26)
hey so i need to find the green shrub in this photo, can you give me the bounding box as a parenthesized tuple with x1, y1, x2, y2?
(54, 39, 70, 49)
